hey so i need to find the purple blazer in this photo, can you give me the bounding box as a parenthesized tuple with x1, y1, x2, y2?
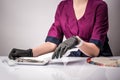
(45, 0, 112, 57)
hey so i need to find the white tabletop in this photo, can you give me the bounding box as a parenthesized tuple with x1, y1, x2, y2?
(0, 56, 120, 80)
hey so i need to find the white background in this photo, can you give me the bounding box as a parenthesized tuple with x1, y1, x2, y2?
(0, 0, 120, 56)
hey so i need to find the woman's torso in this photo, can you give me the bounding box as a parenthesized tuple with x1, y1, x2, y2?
(58, 0, 112, 56)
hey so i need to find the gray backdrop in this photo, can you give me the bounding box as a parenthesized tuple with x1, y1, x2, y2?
(0, 0, 120, 56)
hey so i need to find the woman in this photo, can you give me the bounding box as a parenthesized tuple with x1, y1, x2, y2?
(9, 0, 112, 60)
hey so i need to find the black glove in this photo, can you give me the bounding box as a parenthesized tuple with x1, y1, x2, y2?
(9, 48, 33, 60)
(52, 36, 79, 59)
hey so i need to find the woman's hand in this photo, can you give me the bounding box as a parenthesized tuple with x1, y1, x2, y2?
(52, 36, 79, 59)
(9, 48, 33, 60)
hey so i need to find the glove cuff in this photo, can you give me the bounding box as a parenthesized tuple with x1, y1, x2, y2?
(76, 40, 83, 47)
(27, 49, 33, 57)
(73, 36, 80, 45)
(75, 36, 83, 47)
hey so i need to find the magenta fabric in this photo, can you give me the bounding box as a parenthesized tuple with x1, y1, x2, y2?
(45, 0, 113, 56)
(47, 0, 109, 45)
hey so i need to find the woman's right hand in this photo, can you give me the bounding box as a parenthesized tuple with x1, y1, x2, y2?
(8, 48, 33, 60)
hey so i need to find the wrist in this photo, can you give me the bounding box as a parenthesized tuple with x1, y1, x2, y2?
(75, 36, 83, 47)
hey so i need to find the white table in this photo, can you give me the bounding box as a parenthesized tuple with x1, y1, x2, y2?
(0, 56, 120, 80)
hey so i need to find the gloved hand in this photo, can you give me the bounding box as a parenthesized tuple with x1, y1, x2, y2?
(52, 36, 79, 59)
(8, 48, 33, 60)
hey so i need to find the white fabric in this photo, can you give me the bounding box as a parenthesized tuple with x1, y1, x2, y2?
(0, 56, 120, 80)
